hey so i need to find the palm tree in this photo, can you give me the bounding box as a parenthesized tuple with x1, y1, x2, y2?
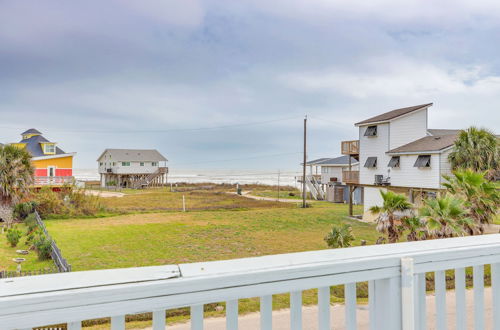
(420, 194, 473, 238)
(369, 190, 413, 243)
(0, 145, 34, 228)
(324, 224, 355, 248)
(443, 169, 499, 234)
(448, 127, 499, 179)
(401, 216, 426, 241)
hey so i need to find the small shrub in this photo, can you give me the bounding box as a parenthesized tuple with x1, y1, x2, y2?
(288, 192, 295, 196)
(13, 201, 36, 220)
(324, 224, 355, 248)
(33, 233, 52, 260)
(23, 213, 38, 234)
(6, 226, 22, 247)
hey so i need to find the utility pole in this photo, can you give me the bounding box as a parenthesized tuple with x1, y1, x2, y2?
(348, 155, 353, 216)
(302, 115, 307, 208)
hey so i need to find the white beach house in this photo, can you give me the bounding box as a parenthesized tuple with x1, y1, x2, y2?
(97, 149, 168, 188)
(341, 103, 462, 220)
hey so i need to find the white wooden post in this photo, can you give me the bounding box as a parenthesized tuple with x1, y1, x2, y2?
(290, 291, 302, 330)
(455, 267, 466, 330)
(111, 315, 125, 330)
(401, 257, 415, 330)
(226, 299, 238, 330)
(260, 295, 272, 330)
(317, 286, 330, 330)
(435, 270, 447, 330)
(191, 305, 203, 330)
(182, 195, 186, 212)
(370, 277, 401, 330)
(152, 310, 166, 330)
(473, 265, 485, 330)
(492, 263, 500, 329)
(67, 321, 82, 330)
(345, 282, 357, 330)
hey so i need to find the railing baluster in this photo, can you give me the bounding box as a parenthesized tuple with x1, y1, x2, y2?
(368, 280, 376, 329)
(226, 299, 238, 330)
(473, 265, 485, 330)
(401, 258, 415, 330)
(455, 267, 466, 330)
(417, 273, 426, 330)
(435, 270, 447, 330)
(111, 315, 126, 330)
(318, 286, 330, 330)
(191, 305, 204, 330)
(492, 263, 500, 329)
(152, 310, 166, 330)
(345, 282, 357, 330)
(290, 291, 302, 330)
(260, 295, 272, 330)
(67, 321, 82, 330)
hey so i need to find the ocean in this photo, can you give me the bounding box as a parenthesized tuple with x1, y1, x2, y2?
(73, 168, 302, 187)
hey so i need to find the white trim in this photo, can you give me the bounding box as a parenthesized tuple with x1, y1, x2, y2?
(47, 166, 56, 178)
(355, 106, 430, 127)
(32, 153, 76, 161)
(386, 146, 454, 156)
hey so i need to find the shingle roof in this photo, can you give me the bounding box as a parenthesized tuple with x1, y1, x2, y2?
(21, 128, 42, 135)
(98, 149, 167, 162)
(306, 155, 358, 166)
(20, 135, 66, 157)
(387, 134, 458, 154)
(427, 129, 462, 136)
(355, 103, 433, 126)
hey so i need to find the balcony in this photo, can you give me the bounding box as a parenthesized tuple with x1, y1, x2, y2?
(34, 176, 74, 186)
(2, 235, 500, 330)
(342, 170, 360, 184)
(341, 140, 360, 156)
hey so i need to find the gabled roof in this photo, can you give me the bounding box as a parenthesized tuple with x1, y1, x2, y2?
(21, 128, 42, 135)
(355, 103, 433, 126)
(387, 134, 458, 154)
(427, 129, 462, 136)
(97, 149, 167, 162)
(19, 135, 66, 157)
(306, 155, 358, 166)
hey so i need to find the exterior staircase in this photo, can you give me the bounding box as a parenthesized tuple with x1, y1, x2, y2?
(305, 174, 324, 200)
(131, 167, 168, 189)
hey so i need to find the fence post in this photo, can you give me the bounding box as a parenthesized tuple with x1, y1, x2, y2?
(401, 257, 415, 330)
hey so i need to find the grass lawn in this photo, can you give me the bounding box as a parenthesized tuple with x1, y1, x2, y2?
(0, 224, 54, 272)
(46, 203, 369, 270)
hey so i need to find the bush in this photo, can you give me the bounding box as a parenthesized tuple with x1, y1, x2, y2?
(23, 213, 38, 234)
(33, 233, 52, 260)
(324, 224, 355, 248)
(33, 187, 69, 217)
(13, 201, 36, 220)
(6, 226, 22, 247)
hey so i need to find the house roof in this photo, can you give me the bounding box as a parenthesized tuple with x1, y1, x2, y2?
(97, 149, 167, 162)
(355, 103, 433, 126)
(387, 134, 458, 154)
(21, 128, 42, 135)
(427, 129, 462, 136)
(306, 155, 358, 166)
(19, 134, 66, 157)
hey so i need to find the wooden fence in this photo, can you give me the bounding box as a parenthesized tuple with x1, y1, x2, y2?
(0, 268, 60, 279)
(33, 211, 72, 273)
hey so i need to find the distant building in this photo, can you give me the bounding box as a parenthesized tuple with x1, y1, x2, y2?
(11, 129, 75, 186)
(97, 149, 168, 188)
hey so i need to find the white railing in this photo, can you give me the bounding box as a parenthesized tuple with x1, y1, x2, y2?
(34, 176, 74, 186)
(1, 235, 500, 329)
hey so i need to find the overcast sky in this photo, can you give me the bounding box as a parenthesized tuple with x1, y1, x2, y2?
(1, 0, 499, 170)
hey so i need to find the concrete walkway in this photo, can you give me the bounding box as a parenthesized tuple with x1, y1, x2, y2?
(151, 288, 493, 330)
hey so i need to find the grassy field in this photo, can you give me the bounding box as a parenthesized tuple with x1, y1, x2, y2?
(46, 203, 369, 270)
(0, 224, 54, 271)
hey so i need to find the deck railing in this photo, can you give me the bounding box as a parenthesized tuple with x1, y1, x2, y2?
(34, 176, 74, 186)
(1, 235, 500, 330)
(341, 140, 360, 155)
(342, 170, 360, 184)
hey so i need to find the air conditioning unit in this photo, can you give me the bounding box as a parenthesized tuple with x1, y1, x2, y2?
(374, 175, 384, 185)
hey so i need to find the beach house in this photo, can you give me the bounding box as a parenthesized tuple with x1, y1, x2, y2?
(11, 129, 76, 186)
(341, 103, 461, 220)
(97, 148, 168, 188)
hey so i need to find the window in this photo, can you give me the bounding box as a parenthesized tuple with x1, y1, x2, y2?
(388, 156, 400, 168)
(44, 144, 55, 154)
(364, 125, 377, 137)
(121, 162, 131, 166)
(414, 155, 431, 168)
(152, 162, 158, 166)
(112, 162, 116, 166)
(140, 162, 145, 166)
(364, 157, 377, 168)
(100, 162, 103, 166)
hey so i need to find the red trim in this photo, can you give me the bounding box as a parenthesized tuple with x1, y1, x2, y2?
(35, 169, 47, 177)
(55, 169, 72, 176)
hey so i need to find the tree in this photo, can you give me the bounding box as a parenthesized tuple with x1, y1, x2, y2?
(0, 145, 34, 228)
(443, 169, 499, 234)
(401, 216, 426, 242)
(448, 127, 499, 179)
(419, 194, 473, 238)
(324, 224, 355, 248)
(369, 190, 413, 243)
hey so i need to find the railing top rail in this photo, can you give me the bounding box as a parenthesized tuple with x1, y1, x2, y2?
(1, 234, 500, 328)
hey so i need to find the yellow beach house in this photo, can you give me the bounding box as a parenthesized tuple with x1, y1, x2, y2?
(11, 129, 76, 186)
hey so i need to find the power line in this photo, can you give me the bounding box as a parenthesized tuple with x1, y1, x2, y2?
(0, 116, 301, 134)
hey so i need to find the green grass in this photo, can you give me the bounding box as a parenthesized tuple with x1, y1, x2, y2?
(0, 224, 54, 271)
(46, 203, 368, 270)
